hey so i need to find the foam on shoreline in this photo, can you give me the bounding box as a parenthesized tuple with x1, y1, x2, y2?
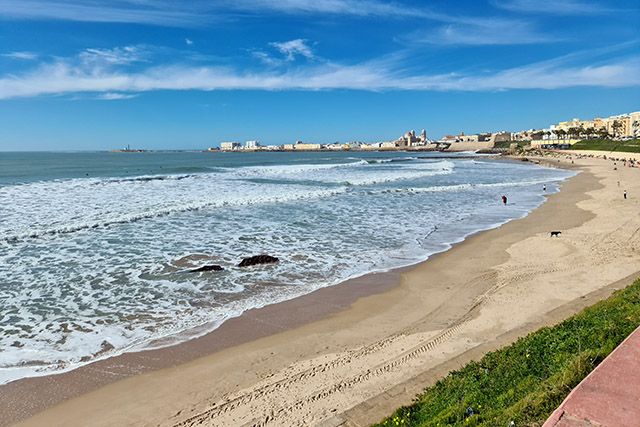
(0, 156, 574, 386)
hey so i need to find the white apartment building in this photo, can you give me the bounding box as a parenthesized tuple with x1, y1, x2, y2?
(220, 141, 241, 151)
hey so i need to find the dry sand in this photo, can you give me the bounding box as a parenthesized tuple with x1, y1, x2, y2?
(5, 153, 640, 427)
(557, 149, 640, 162)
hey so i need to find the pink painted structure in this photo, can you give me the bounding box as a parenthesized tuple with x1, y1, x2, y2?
(543, 326, 640, 427)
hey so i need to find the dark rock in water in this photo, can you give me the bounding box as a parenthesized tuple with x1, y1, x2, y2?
(191, 264, 224, 272)
(238, 255, 279, 267)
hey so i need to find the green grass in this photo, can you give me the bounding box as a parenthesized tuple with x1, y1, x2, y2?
(493, 141, 529, 149)
(374, 279, 640, 427)
(568, 139, 640, 153)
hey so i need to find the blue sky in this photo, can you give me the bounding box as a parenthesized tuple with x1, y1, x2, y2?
(0, 0, 639, 150)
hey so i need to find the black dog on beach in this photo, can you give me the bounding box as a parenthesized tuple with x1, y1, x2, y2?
(550, 231, 562, 237)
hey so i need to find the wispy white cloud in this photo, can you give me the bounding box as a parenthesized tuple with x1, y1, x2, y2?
(1, 45, 638, 99)
(0, 0, 537, 28)
(1, 51, 38, 60)
(252, 39, 316, 66)
(494, 0, 616, 15)
(228, 0, 423, 17)
(0, 0, 206, 26)
(0, 0, 558, 53)
(269, 39, 314, 60)
(79, 46, 146, 66)
(95, 92, 138, 100)
(252, 50, 281, 66)
(443, 57, 640, 90)
(418, 19, 555, 45)
(0, 0, 436, 26)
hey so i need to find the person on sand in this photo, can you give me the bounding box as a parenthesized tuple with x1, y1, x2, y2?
(501, 195, 507, 205)
(624, 190, 627, 200)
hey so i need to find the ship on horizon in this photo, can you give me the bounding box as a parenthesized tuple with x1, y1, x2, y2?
(111, 144, 146, 153)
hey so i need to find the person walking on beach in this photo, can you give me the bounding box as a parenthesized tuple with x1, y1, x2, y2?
(543, 184, 547, 192)
(501, 195, 507, 205)
(624, 190, 627, 199)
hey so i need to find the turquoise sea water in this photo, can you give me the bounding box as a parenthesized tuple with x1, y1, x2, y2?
(0, 150, 575, 383)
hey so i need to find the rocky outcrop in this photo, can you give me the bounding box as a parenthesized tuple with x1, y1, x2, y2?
(191, 265, 224, 272)
(238, 255, 279, 267)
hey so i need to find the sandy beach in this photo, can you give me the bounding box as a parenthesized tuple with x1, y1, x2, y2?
(3, 153, 640, 427)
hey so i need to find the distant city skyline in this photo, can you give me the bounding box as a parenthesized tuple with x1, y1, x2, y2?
(0, 0, 639, 151)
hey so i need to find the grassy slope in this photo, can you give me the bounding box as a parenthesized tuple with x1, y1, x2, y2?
(374, 279, 640, 427)
(568, 139, 640, 153)
(493, 141, 529, 149)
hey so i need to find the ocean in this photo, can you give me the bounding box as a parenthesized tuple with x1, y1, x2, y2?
(0, 150, 575, 384)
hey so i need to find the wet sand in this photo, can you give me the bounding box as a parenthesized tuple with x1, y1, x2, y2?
(3, 153, 640, 427)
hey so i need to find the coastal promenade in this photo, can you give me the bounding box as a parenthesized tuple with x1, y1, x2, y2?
(543, 326, 640, 427)
(5, 153, 640, 427)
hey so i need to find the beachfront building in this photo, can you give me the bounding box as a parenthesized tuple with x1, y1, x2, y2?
(325, 143, 347, 151)
(293, 141, 322, 150)
(460, 133, 479, 143)
(347, 142, 366, 150)
(438, 132, 495, 144)
(440, 135, 459, 143)
(220, 141, 241, 151)
(456, 132, 492, 143)
(632, 112, 640, 138)
(393, 129, 429, 147)
(381, 141, 399, 149)
(359, 143, 377, 150)
(244, 140, 260, 150)
(548, 111, 640, 140)
(603, 112, 640, 138)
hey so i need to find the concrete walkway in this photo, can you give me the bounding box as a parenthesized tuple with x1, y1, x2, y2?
(543, 326, 640, 427)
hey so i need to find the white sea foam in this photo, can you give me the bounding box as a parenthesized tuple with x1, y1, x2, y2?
(0, 155, 576, 384)
(0, 159, 453, 242)
(0, 183, 349, 242)
(381, 177, 567, 194)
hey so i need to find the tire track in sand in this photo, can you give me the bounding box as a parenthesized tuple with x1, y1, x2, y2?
(173, 306, 478, 427)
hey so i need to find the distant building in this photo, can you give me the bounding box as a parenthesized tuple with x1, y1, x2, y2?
(294, 142, 322, 150)
(490, 131, 512, 143)
(381, 141, 398, 149)
(549, 111, 640, 139)
(220, 141, 241, 151)
(440, 135, 459, 143)
(439, 131, 502, 146)
(393, 128, 429, 147)
(458, 132, 479, 143)
(244, 140, 260, 150)
(604, 112, 640, 138)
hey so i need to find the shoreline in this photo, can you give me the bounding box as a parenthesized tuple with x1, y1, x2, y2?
(3, 153, 640, 426)
(0, 157, 562, 384)
(0, 156, 560, 422)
